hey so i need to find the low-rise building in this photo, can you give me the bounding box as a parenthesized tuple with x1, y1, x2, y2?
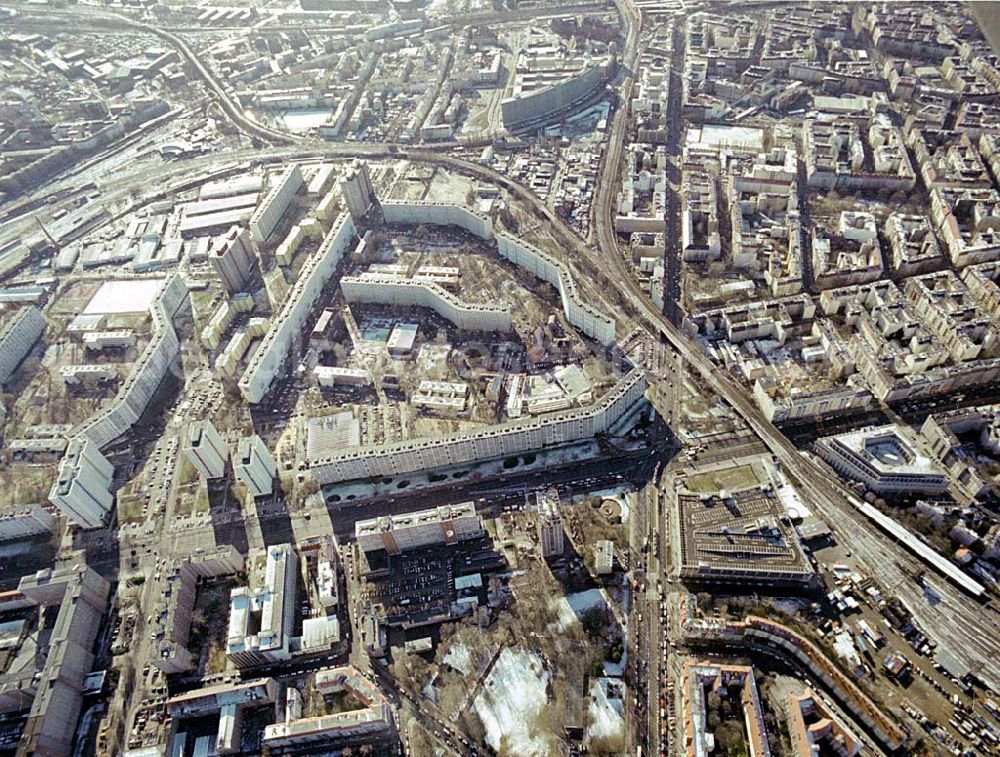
(355, 502, 483, 555)
(815, 424, 949, 495)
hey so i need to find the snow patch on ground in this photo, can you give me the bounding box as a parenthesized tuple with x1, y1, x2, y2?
(443, 642, 472, 676)
(473, 647, 551, 756)
(553, 588, 608, 631)
(589, 678, 626, 741)
(603, 646, 627, 677)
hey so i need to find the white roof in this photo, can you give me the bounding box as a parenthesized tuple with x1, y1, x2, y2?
(84, 279, 166, 315)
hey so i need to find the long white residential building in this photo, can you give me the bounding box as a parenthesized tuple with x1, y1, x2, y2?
(355, 502, 483, 554)
(495, 232, 616, 345)
(47, 438, 115, 529)
(72, 274, 187, 449)
(381, 201, 494, 239)
(0, 305, 44, 385)
(48, 275, 186, 527)
(309, 369, 646, 484)
(378, 199, 616, 345)
(233, 434, 276, 497)
(341, 274, 512, 333)
(239, 213, 356, 403)
(250, 165, 303, 243)
(0, 504, 54, 542)
(183, 419, 228, 480)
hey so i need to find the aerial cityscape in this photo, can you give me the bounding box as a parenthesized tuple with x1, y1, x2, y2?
(3, 1, 1000, 756)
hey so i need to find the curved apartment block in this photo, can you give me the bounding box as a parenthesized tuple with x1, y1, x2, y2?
(500, 61, 611, 129)
(341, 274, 512, 333)
(308, 369, 646, 484)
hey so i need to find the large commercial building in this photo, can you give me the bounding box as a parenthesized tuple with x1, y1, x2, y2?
(239, 212, 356, 403)
(47, 438, 115, 529)
(0, 305, 44, 385)
(233, 434, 276, 497)
(355, 502, 483, 555)
(341, 275, 513, 333)
(674, 479, 815, 588)
(309, 369, 646, 484)
(210, 226, 256, 295)
(536, 489, 565, 558)
(227, 544, 298, 668)
(815, 424, 949, 496)
(182, 418, 228, 480)
(250, 164, 303, 243)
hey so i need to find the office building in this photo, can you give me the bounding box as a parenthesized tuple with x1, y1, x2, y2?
(341, 161, 376, 223)
(233, 435, 276, 497)
(815, 424, 949, 496)
(250, 164, 303, 243)
(210, 226, 256, 296)
(536, 489, 565, 558)
(0, 305, 44, 385)
(47, 438, 115, 529)
(355, 502, 483, 555)
(226, 544, 298, 668)
(182, 419, 228, 480)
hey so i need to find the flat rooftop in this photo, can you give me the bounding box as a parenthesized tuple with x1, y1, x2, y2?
(83, 279, 165, 315)
(677, 481, 813, 583)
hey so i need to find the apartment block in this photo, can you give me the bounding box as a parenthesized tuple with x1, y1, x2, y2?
(536, 488, 565, 558)
(182, 418, 228, 480)
(0, 305, 44, 385)
(250, 164, 303, 243)
(233, 434, 276, 497)
(210, 226, 256, 296)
